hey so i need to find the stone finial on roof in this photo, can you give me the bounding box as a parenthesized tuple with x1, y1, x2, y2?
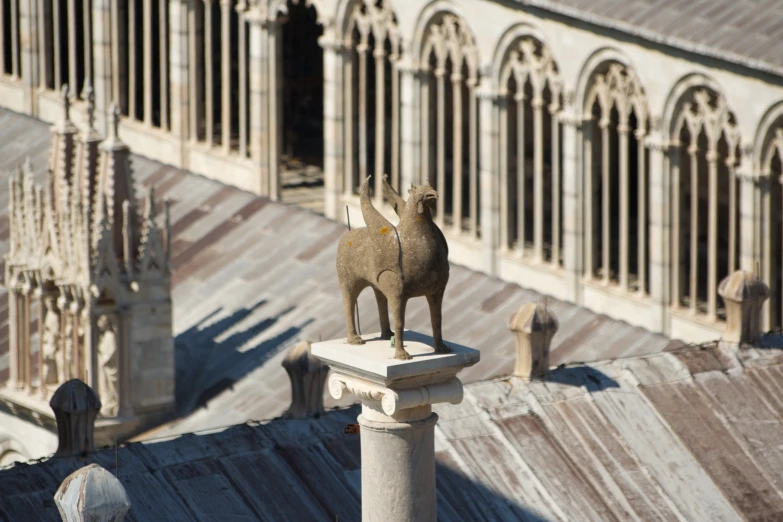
(49, 379, 102, 457)
(54, 464, 130, 522)
(282, 341, 329, 419)
(508, 302, 559, 381)
(718, 270, 770, 345)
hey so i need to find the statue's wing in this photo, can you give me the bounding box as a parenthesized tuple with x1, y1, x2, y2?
(382, 175, 406, 217)
(360, 176, 402, 281)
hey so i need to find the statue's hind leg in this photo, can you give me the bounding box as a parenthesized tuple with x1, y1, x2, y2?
(342, 282, 364, 345)
(427, 286, 449, 353)
(373, 288, 393, 340)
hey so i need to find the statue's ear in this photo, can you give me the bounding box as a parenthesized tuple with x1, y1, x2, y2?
(425, 179, 431, 187)
(408, 182, 414, 194)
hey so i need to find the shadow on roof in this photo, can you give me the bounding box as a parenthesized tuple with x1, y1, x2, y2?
(174, 300, 313, 414)
(546, 365, 619, 390)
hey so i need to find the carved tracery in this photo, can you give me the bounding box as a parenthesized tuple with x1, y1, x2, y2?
(670, 88, 741, 320)
(498, 37, 563, 265)
(420, 14, 480, 237)
(584, 63, 650, 294)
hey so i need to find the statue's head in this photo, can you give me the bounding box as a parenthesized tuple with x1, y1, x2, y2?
(43, 296, 57, 310)
(408, 181, 439, 215)
(97, 315, 115, 332)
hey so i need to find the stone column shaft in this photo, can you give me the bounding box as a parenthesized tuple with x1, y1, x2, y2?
(533, 97, 544, 260)
(68, 0, 78, 94)
(238, 13, 247, 157)
(469, 85, 478, 238)
(19, 0, 39, 113)
(8, 290, 19, 388)
(221, 0, 231, 151)
(204, 0, 215, 143)
(435, 69, 445, 227)
(373, 48, 385, 205)
(738, 156, 757, 273)
(452, 74, 463, 232)
(398, 61, 418, 192)
(646, 133, 669, 332)
(516, 96, 525, 253)
(707, 150, 718, 320)
(478, 87, 498, 274)
(618, 123, 629, 291)
(601, 121, 610, 285)
(168, 0, 189, 154)
(91, 0, 112, 135)
(560, 109, 582, 302)
(321, 33, 344, 219)
(159, 0, 168, 130)
(268, 19, 282, 201)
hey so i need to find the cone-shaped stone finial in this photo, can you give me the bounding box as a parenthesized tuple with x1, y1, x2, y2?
(508, 302, 559, 380)
(49, 379, 101, 457)
(718, 270, 770, 345)
(282, 341, 328, 419)
(54, 464, 130, 522)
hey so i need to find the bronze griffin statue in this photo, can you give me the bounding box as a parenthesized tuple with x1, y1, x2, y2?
(337, 175, 450, 360)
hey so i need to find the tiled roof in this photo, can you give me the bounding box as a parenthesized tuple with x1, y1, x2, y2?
(3, 340, 783, 520)
(0, 107, 682, 439)
(518, 0, 783, 75)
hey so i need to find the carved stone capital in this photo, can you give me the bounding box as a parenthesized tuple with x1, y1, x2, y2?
(558, 110, 582, 128)
(328, 372, 463, 416)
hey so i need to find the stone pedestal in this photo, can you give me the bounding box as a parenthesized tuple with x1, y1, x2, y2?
(313, 331, 479, 522)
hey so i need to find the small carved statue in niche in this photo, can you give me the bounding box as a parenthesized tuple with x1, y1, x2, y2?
(336, 175, 450, 360)
(97, 314, 119, 417)
(41, 296, 61, 386)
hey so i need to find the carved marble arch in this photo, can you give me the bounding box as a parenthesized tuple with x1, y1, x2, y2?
(582, 61, 651, 294)
(496, 36, 564, 266)
(759, 121, 783, 331)
(342, 0, 403, 195)
(669, 86, 742, 322)
(417, 13, 482, 238)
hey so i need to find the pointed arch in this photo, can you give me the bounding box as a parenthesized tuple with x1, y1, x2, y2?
(416, 10, 481, 236)
(667, 80, 742, 321)
(755, 101, 783, 330)
(495, 33, 564, 266)
(582, 60, 650, 294)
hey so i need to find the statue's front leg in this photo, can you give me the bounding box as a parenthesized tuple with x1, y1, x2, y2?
(389, 295, 411, 360)
(427, 288, 449, 354)
(342, 285, 364, 345)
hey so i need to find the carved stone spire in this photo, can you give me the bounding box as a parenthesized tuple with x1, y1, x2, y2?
(50, 85, 79, 215)
(75, 79, 103, 222)
(95, 103, 138, 259)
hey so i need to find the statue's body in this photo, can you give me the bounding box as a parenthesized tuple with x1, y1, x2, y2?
(337, 176, 450, 359)
(41, 297, 61, 386)
(97, 315, 119, 417)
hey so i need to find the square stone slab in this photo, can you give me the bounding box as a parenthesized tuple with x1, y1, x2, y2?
(312, 330, 480, 388)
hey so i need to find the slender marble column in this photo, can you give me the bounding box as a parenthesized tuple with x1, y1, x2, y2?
(516, 94, 525, 253)
(128, 0, 137, 117)
(0, 1, 5, 77)
(110, 0, 123, 112)
(688, 144, 699, 314)
(221, 0, 231, 151)
(728, 161, 737, 273)
(188, 0, 202, 141)
(452, 73, 463, 232)
(560, 107, 583, 302)
(618, 122, 629, 291)
(23, 289, 31, 392)
(168, 0, 189, 145)
(159, 0, 169, 130)
(143, 0, 153, 123)
(533, 96, 544, 261)
(68, 0, 78, 93)
(419, 70, 430, 188)
(601, 119, 610, 284)
(478, 85, 498, 274)
(91, 0, 112, 134)
(53, 0, 61, 88)
(268, 19, 283, 201)
(498, 98, 509, 251)
(737, 153, 757, 273)
(321, 31, 344, 220)
(19, 0, 39, 112)
(550, 107, 561, 265)
(670, 145, 682, 307)
(83, 0, 92, 90)
(248, 11, 269, 193)
(238, 11, 247, 156)
(636, 131, 647, 294)
(374, 46, 385, 204)
(706, 149, 718, 320)
(204, 0, 215, 143)
(468, 82, 478, 239)
(583, 122, 595, 280)
(344, 46, 354, 195)
(398, 59, 417, 192)
(646, 132, 669, 333)
(357, 43, 368, 187)
(435, 67, 445, 227)
(11, 0, 19, 78)
(391, 52, 400, 190)
(38, 0, 49, 88)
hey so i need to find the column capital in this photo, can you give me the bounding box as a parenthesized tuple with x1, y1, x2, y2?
(318, 34, 344, 52)
(312, 331, 479, 421)
(644, 133, 669, 152)
(475, 83, 498, 101)
(558, 109, 583, 128)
